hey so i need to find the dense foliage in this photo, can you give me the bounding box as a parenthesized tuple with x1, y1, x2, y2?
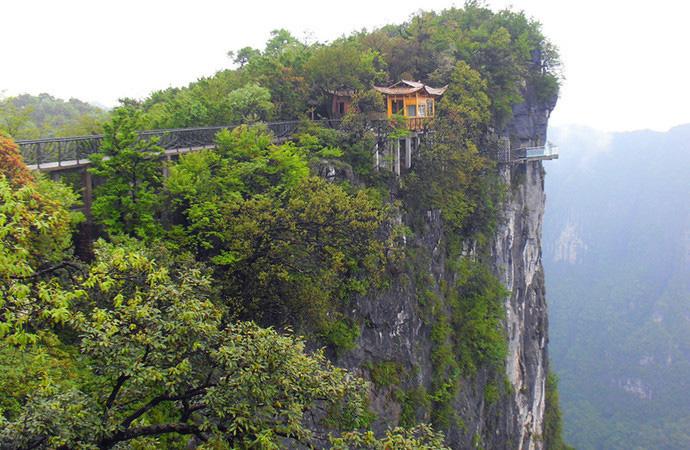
(330, 424, 450, 449)
(0, 239, 372, 448)
(0, 132, 83, 345)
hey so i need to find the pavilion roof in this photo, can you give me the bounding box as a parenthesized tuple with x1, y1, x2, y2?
(373, 80, 448, 97)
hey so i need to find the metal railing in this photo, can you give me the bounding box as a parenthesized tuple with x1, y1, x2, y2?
(17, 120, 345, 169)
(492, 142, 559, 163)
(512, 143, 559, 161)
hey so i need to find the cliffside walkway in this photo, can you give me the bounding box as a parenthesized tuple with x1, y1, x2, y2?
(16, 119, 557, 172)
(17, 120, 330, 172)
(503, 143, 559, 163)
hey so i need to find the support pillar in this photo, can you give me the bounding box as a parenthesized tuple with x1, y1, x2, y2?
(405, 137, 412, 169)
(395, 139, 401, 176)
(162, 154, 172, 178)
(82, 169, 93, 219)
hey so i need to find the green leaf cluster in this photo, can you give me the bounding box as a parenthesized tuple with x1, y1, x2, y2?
(0, 173, 83, 345)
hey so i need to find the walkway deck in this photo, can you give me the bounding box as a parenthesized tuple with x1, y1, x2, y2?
(25, 145, 214, 172)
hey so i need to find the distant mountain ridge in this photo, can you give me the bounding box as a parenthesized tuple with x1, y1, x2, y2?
(544, 123, 690, 449)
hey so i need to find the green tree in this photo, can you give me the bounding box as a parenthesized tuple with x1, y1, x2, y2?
(263, 29, 302, 57)
(211, 176, 387, 328)
(223, 83, 274, 123)
(306, 40, 386, 95)
(148, 89, 210, 129)
(89, 107, 163, 239)
(225, 30, 312, 121)
(439, 62, 492, 142)
(229, 46, 261, 67)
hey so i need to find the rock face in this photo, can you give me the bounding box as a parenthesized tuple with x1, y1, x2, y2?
(492, 86, 555, 450)
(492, 161, 548, 450)
(335, 90, 555, 449)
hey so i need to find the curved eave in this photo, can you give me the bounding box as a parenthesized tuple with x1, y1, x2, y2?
(373, 84, 448, 97)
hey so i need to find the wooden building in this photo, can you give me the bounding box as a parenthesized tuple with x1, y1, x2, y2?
(371, 80, 447, 175)
(373, 80, 447, 131)
(329, 89, 355, 118)
(328, 80, 448, 176)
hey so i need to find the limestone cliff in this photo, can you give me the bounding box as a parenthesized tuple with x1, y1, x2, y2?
(335, 88, 556, 449)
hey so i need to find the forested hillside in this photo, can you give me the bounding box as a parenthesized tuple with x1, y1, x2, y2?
(544, 124, 690, 449)
(0, 93, 107, 139)
(1, 4, 564, 448)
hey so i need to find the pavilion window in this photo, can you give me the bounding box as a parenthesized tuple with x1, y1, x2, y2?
(338, 102, 345, 114)
(426, 99, 434, 116)
(391, 99, 404, 115)
(418, 104, 426, 117)
(406, 104, 417, 117)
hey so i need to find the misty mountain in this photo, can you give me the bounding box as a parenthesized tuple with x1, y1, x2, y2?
(543, 124, 690, 449)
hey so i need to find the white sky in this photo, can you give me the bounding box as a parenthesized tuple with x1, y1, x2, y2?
(1, 0, 689, 132)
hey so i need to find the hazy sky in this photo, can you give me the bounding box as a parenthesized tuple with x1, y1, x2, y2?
(2, 0, 689, 132)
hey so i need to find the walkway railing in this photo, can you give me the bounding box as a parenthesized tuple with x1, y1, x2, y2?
(512, 143, 559, 161)
(493, 142, 559, 163)
(17, 120, 342, 170)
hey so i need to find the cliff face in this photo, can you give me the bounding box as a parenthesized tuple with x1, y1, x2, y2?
(336, 90, 555, 449)
(493, 87, 555, 449)
(492, 161, 547, 449)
